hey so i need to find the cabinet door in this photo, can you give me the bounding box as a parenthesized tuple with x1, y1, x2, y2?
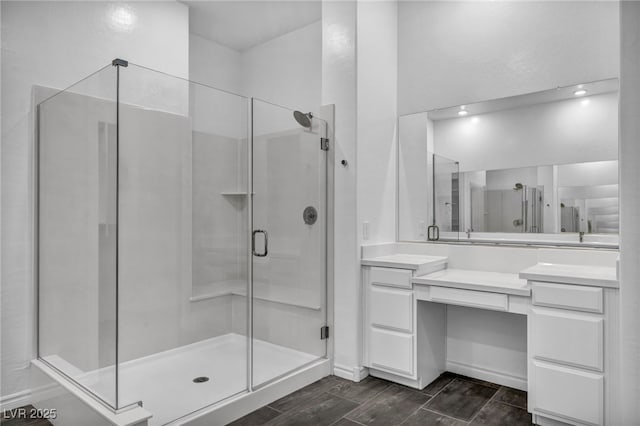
(370, 327, 414, 377)
(370, 285, 413, 332)
(532, 308, 603, 371)
(533, 360, 603, 426)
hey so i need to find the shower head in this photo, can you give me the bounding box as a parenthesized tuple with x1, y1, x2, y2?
(293, 111, 313, 128)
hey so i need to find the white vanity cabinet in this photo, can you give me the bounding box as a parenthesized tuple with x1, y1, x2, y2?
(366, 267, 415, 376)
(361, 255, 448, 389)
(528, 281, 619, 426)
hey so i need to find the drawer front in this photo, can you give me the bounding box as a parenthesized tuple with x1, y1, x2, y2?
(369, 267, 412, 289)
(532, 282, 603, 313)
(532, 360, 603, 425)
(369, 327, 414, 376)
(430, 286, 508, 311)
(532, 308, 603, 371)
(370, 285, 413, 332)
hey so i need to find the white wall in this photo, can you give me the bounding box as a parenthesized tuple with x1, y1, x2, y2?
(324, 0, 399, 382)
(242, 21, 322, 114)
(191, 20, 321, 115)
(619, 2, 640, 421)
(434, 92, 618, 173)
(189, 33, 242, 95)
(322, 0, 359, 381)
(398, 1, 619, 115)
(1, 0, 189, 404)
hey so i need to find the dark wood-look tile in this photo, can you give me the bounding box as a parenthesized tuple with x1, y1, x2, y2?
(327, 375, 391, 404)
(330, 418, 362, 426)
(346, 384, 431, 426)
(1, 406, 53, 426)
(228, 406, 281, 426)
(267, 392, 358, 426)
(425, 378, 498, 421)
(401, 408, 468, 426)
(494, 386, 527, 409)
(450, 374, 501, 389)
(268, 376, 339, 412)
(421, 372, 457, 396)
(470, 401, 533, 426)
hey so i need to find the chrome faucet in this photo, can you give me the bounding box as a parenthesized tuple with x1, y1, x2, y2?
(466, 228, 471, 239)
(579, 231, 585, 243)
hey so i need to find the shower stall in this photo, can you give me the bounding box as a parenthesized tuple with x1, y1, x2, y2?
(35, 60, 330, 425)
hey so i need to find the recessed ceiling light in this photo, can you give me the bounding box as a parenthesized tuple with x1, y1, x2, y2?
(458, 110, 468, 116)
(574, 89, 587, 96)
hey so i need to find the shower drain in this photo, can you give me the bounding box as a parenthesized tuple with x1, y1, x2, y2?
(193, 376, 210, 383)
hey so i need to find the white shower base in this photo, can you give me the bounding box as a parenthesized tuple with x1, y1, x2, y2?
(42, 333, 318, 425)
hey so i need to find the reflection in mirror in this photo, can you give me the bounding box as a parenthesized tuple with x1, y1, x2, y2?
(398, 78, 619, 244)
(558, 160, 618, 234)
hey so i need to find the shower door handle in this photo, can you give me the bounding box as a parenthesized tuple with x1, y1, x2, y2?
(252, 230, 268, 257)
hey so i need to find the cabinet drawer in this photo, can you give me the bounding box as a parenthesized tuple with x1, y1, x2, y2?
(532, 282, 603, 313)
(370, 285, 413, 332)
(532, 360, 603, 425)
(369, 327, 413, 376)
(369, 267, 412, 289)
(532, 308, 603, 371)
(430, 286, 508, 311)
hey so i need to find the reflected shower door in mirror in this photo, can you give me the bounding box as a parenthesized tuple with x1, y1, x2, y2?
(398, 78, 619, 246)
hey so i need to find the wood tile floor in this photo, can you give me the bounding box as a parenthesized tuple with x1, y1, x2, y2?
(229, 372, 533, 426)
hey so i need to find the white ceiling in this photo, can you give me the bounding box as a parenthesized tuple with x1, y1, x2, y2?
(184, 1, 321, 52)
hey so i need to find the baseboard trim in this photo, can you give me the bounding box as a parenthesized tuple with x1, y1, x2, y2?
(333, 364, 368, 382)
(446, 360, 527, 391)
(0, 389, 32, 411)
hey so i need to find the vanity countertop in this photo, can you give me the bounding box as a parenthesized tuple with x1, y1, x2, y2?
(361, 254, 448, 271)
(413, 269, 530, 296)
(519, 262, 618, 288)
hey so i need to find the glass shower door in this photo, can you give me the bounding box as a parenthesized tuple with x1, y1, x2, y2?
(250, 99, 327, 388)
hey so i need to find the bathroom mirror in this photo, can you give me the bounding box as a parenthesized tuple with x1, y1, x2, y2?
(398, 78, 619, 246)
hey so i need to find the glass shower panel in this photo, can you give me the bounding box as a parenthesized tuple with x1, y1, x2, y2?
(251, 99, 327, 388)
(116, 64, 249, 419)
(38, 65, 118, 408)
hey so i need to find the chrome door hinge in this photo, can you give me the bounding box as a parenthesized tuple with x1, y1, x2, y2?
(320, 137, 329, 151)
(320, 326, 329, 340)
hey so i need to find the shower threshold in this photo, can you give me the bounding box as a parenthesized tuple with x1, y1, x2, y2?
(36, 334, 326, 425)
